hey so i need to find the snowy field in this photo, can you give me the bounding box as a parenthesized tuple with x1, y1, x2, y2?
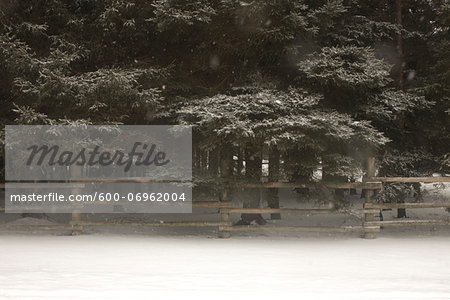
(1, 234, 450, 300)
(1, 185, 450, 299)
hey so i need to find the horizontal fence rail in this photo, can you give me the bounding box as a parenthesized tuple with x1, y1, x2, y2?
(365, 220, 450, 227)
(365, 202, 450, 209)
(220, 225, 380, 233)
(221, 208, 380, 215)
(226, 181, 383, 189)
(374, 177, 450, 183)
(1, 181, 383, 189)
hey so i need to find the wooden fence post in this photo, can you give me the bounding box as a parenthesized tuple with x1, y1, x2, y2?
(364, 157, 376, 239)
(70, 166, 83, 236)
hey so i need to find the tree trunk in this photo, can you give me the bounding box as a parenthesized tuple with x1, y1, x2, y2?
(267, 146, 281, 220)
(397, 207, 407, 218)
(219, 145, 233, 179)
(200, 150, 208, 170)
(237, 145, 266, 225)
(349, 178, 357, 195)
(219, 145, 233, 237)
(194, 147, 201, 169)
(209, 148, 219, 177)
(395, 0, 404, 88)
(395, 0, 407, 218)
(236, 147, 243, 176)
(322, 156, 346, 208)
(413, 182, 421, 199)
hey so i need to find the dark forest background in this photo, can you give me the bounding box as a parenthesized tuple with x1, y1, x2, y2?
(1, 0, 449, 220)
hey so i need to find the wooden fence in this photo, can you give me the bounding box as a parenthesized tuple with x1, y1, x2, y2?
(1, 158, 449, 238)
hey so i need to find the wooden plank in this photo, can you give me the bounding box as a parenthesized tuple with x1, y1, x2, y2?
(221, 208, 380, 215)
(2, 183, 85, 188)
(76, 221, 231, 227)
(0, 223, 382, 233)
(2, 179, 190, 185)
(364, 157, 376, 239)
(193, 201, 231, 208)
(0, 200, 227, 208)
(361, 209, 383, 214)
(1, 181, 383, 189)
(70, 166, 84, 236)
(3, 177, 449, 185)
(0, 205, 377, 214)
(0, 203, 227, 212)
(227, 181, 382, 189)
(0, 225, 75, 231)
(222, 208, 336, 214)
(220, 225, 379, 233)
(375, 177, 450, 183)
(68, 178, 191, 184)
(366, 220, 450, 227)
(4, 177, 450, 186)
(365, 202, 450, 209)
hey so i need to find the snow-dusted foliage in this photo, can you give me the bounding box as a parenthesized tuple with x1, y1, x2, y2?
(0, 0, 448, 185)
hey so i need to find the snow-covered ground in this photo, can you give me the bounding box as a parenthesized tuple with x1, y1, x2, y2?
(1, 185, 450, 299)
(0, 234, 450, 299)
